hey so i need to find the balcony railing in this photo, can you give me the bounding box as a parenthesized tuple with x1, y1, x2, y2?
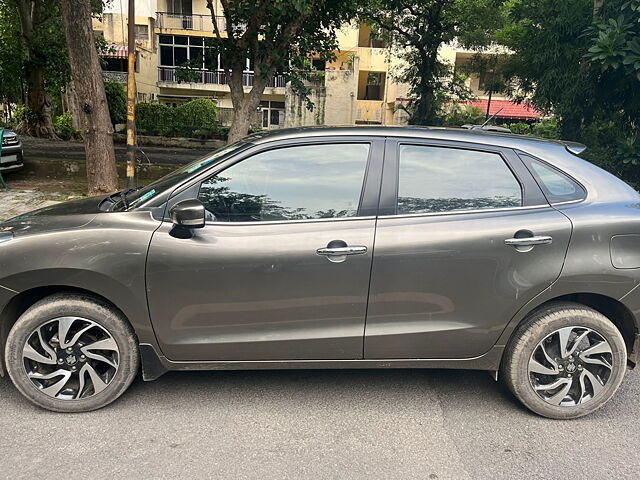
(102, 71, 128, 84)
(158, 67, 286, 88)
(156, 12, 225, 32)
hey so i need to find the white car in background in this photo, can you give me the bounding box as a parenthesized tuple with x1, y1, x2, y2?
(0, 130, 24, 174)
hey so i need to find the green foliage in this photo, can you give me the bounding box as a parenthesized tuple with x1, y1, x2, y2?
(531, 118, 560, 140)
(104, 80, 126, 126)
(586, 1, 640, 80)
(209, 0, 362, 113)
(443, 103, 485, 126)
(135, 100, 219, 138)
(53, 112, 79, 140)
(0, 0, 23, 105)
(499, 0, 640, 185)
(135, 102, 174, 136)
(174, 56, 205, 83)
(360, 0, 506, 125)
(173, 99, 218, 137)
(507, 122, 531, 135)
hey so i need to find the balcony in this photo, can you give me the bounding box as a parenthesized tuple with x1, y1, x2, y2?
(158, 67, 286, 89)
(102, 71, 128, 84)
(156, 12, 227, 33)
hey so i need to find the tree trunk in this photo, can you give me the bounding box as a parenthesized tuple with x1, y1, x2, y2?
(60, 0, 118, 195)
(65, 78, 84, 131)
(226, 66, 272, 144)
(13, 0, 57, 138)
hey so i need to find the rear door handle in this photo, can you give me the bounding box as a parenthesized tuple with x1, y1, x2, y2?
(317, 246, 368, 256)
(504, 235, 553, 246)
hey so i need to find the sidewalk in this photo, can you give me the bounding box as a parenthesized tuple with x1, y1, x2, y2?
(0, 190, 61, 222)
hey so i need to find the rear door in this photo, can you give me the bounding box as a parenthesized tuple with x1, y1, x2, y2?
(364, 139, 573, 359)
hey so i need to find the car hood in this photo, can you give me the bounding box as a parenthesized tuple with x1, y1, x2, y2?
(0, 195, 105, 237)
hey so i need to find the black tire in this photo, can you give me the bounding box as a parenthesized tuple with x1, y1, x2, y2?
(502, 302, 627, 419)
(5, 293, 139, 413)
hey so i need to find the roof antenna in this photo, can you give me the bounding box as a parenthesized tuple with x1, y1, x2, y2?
(481, 107, 504, 128)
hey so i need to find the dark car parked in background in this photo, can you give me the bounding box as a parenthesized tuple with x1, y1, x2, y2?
(0, 126, 638, 418)
(0, 130, 24, 174)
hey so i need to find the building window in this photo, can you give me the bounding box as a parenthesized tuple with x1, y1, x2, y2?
(166, 0, 192, 15)
(357, 71, 385, 100)
(312, 59, 326, 71)
(135, 24, 149, 41)
(158, 35, 251, 71)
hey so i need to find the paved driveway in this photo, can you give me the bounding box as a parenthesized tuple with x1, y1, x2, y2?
(1, 368, 638, 479)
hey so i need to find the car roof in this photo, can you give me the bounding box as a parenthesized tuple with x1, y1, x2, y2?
(244, 125, 573, 154)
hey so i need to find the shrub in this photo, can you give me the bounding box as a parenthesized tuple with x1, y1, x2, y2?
(135, 102, 174, 136)
(531, 118, 560, 140)
(174, 99, 218, 137)
(53, 112, 80, 140)
(104, 80, 127, 127)
(507, 122, 531, 135)
(444, 103, 485, 126)
(134, 99, 219, 138)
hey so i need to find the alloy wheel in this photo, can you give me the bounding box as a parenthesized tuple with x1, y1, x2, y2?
(21, 317, 120, 400)
(528, 326, 613, 406)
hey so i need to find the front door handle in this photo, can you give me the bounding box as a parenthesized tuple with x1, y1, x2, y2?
(317, 245, 368, 256)
(504, 235, 553, 246)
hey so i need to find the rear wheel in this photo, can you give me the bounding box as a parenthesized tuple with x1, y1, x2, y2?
(5, 293, 139, 412)
(503, 302, 627, 419)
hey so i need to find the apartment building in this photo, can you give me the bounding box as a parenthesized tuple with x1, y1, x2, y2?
(94, 0, 539, 131)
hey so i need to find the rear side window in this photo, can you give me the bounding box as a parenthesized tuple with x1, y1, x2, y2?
(522, 155, 586, 204)
(198, 143, 370, 222)
(396, 145, 522, 214)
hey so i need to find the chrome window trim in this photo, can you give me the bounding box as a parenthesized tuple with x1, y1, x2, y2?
(549, 198, 587, 206)
(377, 204, 551, 220)
(204, 215, 377, 227)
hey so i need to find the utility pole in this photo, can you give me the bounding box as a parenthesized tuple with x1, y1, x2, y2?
(126, 0, 136, 188)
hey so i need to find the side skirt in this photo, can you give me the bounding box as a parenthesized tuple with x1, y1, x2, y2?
(139, 343, 505, 381)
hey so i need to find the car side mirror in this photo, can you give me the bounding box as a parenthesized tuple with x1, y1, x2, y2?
(170, 199, 205, 229)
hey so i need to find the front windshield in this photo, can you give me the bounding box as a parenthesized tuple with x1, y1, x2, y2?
(118, 140, 248, 210)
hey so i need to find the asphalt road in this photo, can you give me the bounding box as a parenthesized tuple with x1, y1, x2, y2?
(21, 135, 212, 165)
(1, 367, 639, 479)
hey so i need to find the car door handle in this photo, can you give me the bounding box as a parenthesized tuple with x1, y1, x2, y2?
(504, 235, 553, 246)
(316, 246, 368, 256)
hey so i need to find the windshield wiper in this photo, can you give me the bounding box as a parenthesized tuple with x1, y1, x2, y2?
(119, 191, 129, 209)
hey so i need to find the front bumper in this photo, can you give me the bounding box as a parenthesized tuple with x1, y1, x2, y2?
(0, 145, 24, 172)
(0, 284, 18, 377)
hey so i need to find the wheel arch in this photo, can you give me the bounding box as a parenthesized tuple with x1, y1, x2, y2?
(501, 292, 639, 368)
(0, 285, 134, 377)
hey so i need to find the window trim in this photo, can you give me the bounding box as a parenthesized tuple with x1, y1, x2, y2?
(165, 136, 385, 225)
(379, 138, 549, 218)
(517, 152, 588, 206)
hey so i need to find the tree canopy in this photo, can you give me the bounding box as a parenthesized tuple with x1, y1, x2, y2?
(206, 0, 362, 142)
(359, 0, 506, 125)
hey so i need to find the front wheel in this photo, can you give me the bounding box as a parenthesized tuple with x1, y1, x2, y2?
(5, 293, 139, 413)
(502, 302, 627, 419)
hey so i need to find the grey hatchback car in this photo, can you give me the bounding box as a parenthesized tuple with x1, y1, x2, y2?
(1, 126, 639, 418)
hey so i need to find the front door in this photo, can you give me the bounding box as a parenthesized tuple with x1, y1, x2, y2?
(364, 140, 573, 359)
(147, 140, 382, 361)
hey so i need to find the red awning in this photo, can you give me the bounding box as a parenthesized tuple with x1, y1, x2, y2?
(102, 44, 129, 59)
(466, 99, 541, 120)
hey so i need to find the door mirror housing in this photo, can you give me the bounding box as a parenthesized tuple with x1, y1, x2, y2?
(170, 199, 205, 228)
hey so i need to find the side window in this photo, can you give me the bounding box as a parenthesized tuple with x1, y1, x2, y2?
(198, 143, 370, 222)
(396, 145, 522, 214)
(522, 155, 586, 204)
